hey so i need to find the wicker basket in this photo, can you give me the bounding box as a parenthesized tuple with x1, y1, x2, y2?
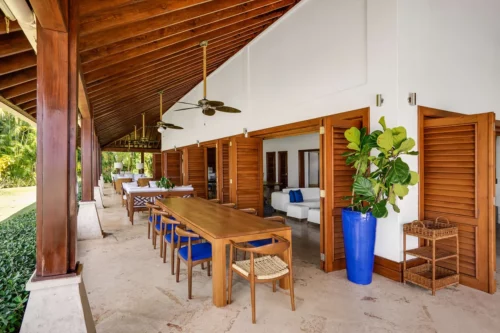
(404, 263, 459, 291)
(403, 217, 458, 240)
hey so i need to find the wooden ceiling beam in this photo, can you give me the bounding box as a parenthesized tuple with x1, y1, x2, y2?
(10, 91, 37, 105)
(30, 0, 68, 32)
(82, 11, 282, 72)
(87, 45, 239, 98)
(0, 51, 36, 76)
(80, 0, 210, 35)
(0, 67, 37, 90)
(78, 71, 92, 118)
(19, 99, 37, 110)
(0, 95, 36, 123)
(83, 23, 268, 83)
(81, 0, 288, 62)
(101, 147, 161, 153)
(1, 80, 37, 99)
(0, 31, 33, 57)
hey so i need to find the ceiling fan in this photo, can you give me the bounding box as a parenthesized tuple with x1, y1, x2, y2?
(173, 40, 242, 116)
(155, 91, 184, 133)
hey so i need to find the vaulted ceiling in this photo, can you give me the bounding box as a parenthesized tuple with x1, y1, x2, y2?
(0, 0, 300, 147)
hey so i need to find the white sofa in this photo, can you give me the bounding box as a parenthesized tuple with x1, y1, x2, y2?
(271, 188, 320, 220)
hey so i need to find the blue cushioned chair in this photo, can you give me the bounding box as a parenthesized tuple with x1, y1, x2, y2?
(175, 227, 212, 299)
(152, 209, 176, 256)
(146, 202, 160, 239)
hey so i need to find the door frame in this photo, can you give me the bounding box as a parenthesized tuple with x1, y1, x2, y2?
(277, 151, 288, 189)
(298, 149, 320, 188)
(418, 106, 496, 294)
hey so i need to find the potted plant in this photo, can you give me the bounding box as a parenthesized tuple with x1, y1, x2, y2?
(342, 117, 419, 285)
(156, 176, 175, 190)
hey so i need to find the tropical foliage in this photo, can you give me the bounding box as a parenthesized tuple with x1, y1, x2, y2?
(343, 117, 419, 218)
(0, 111, 37, 189)
(101, 151, 153, 183)
(156, 176, 174, 189)
(0, 206, 36, 332)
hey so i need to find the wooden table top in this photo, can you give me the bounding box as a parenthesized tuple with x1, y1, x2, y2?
(156, 197, 290, 240)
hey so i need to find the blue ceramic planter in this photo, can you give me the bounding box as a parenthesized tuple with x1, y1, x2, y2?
(341, 208, 377, 285)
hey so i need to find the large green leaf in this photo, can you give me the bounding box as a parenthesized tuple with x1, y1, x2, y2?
(378, 117, 387, 131)
(395, 138, 415, 154)
(347, 142, 360, 151)
(372, 200, 388, 218)
(377, 129, 394, 151)
(388, 187, 396, 205)
(393, 183, 409, 198)
(386, 158, 410, 184)
(353, 177, 374, 198)
(392, 127, 407, 148)
(344, 127, 360, 145)
(409, 171, 419, 185)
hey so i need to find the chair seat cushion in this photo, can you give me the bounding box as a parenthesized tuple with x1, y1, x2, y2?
(232, 256, 289, 280)
(247, 238, 273, 247)
(164, 233, 199, 244)
(178, 243, 212, 261)
(154, 222, 173, 232)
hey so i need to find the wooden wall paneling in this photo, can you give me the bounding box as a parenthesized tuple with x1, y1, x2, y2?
(163, 150, 183, 186)
(229, 137, 263, 216)
(81, 117, 94, 201)
(183, 146, 208, 199)
(216, 139, 231, 203)
(322, 107, 369, 273)
(266, 151, 276, 183)
(419, 107, 496, 293)
(152, 153, 162, 179)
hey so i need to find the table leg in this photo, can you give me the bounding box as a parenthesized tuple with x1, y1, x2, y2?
(279, 229, 292, 290)
(128, 196, 134, 224)
(212, 240, 227, 307)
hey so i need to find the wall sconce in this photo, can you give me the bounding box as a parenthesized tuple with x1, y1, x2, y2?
(197, 140, 200, 147)
(408, 92, 417, 106)
(243, 128, 248, 138)
(376, 94, 384, 107)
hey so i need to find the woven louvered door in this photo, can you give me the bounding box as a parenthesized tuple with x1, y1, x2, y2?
(216, 140, 230, 203)
(421, 112, 495, 293)
(163, 150, 182, 186)
(229, 137, 263, 216)
(182, 146, 207, 199)
(324, 118, 363, 271)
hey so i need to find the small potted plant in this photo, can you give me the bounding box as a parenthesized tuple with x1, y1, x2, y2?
(156, 176, 175, 190)
(342, 117, 419, 285)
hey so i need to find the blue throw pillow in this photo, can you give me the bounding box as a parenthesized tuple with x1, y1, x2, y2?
(289, 191, 297, 203)
(295, 190, 304, 203)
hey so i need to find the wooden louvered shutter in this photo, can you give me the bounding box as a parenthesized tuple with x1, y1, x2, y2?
(324, 118, 362, 271)
(229, 137, 263, 216)
(216, 140, 230, 203)
(183, 146, 207, 199)
(421, 112, 495, 293)
(152, 153, 162, 179)
(163, 150, 182, 186)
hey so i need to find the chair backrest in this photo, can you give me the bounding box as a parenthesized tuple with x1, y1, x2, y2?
(230, 234, 290, 256)
(175, 227, 201, 256)
(116, 178, 133, 191)
(240, 208, 257, 215)
(146, 202, 160, 216)
(221, 202, 236, 208)
(137, 178, 153, 187)
(264, 216, 286, 224)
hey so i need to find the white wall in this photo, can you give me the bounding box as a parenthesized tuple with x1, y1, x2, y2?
(263, 133, 320, 187)
(162, 0, 500, 262)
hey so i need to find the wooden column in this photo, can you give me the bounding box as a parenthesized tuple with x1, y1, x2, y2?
(81, 117, 93, 201)
(93, 132, 99, 185)
(141, 151, 144, 173)
(35, 0, 78, 278)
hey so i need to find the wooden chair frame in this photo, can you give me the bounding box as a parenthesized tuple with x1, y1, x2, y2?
(175, 227, 212, 299)
(228, 234, 295, 324)
(146, 202, 160, 239)
(239, 208, 257, 215)
(152, 209, 173, 254)
(221, 202, 236, 208)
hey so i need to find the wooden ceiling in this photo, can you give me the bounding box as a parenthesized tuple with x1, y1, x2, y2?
(0, 0, 300, 146)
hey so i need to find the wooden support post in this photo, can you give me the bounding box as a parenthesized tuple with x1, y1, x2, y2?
(141, 151, 145, 174)
(35, 0, 78, 278)
(81, 117, 94, 201)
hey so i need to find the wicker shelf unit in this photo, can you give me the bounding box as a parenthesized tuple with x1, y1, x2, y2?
(403, 218, 460, 295)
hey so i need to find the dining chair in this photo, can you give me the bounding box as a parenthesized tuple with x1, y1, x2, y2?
(152, 209, 174, 255)
(161, 216, 201, 275)
(209, 199, 220, 203)
(175, 227, 212, 299)
(239, 208, 257, 215)
(247, 216, 286, 248)
(221, 202, 236, 208)
(146, 202, 160, 239)
(228, 235, 295, 324)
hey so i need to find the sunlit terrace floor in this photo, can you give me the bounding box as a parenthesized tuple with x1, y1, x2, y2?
(78, 184, 500, 333)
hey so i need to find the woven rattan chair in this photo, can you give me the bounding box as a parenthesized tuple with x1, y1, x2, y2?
(146, 202, 160, 239)
(175, 227, 212, 299)
(137, 177, 153, 187)
(221, 202, 236, 208)
(115, 177, 132, 194)
(239, 208, 257, 215)
(228, 235, 295, 324)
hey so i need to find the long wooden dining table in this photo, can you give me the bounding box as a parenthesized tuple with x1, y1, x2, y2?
(155, 197, 292, 307)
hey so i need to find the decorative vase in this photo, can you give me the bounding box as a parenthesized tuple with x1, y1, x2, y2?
(341, 208, 377, 285)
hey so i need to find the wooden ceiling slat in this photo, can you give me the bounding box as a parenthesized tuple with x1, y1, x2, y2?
(1, 80, 37, 99)
(11, 91, 37, 105)
(0, 51, 37, 76)
(19, 99, 37, 110)
(81, 0, 288, 63)
(0, 31, 33, 57)
(82, 11, 283, 72)
(24, 105, 37, 111)
(80, 0, 149, 17)
(28, 109, 37, 115)
(80, 0, 210, 36)
(0, 67, 37, 90)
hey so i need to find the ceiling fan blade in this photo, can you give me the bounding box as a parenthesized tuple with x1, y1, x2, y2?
(166, 125, 184, 130)
(216, 106, 242, 113)
(203, 109, 216, 116)
(206, 100, 224, 107)
(174, 107, 201, 111)
(176, 101, 200, 106)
